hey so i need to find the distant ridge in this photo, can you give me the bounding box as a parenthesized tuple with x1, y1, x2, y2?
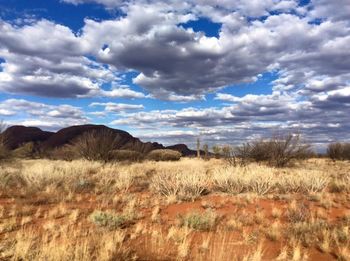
(3, 124, 197, 156)
(166, 144, 197, 156)
(3, 126, 54, 150)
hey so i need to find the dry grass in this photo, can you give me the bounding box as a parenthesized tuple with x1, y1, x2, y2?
(0, 158, 349, 260)
(150, 160, 211, 201)
(213, 164, 329, 195)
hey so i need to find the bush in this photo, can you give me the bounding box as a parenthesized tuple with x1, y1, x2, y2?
(0, 122, 11, 162)
(147, 149, 181, 161)
(235, 134, 311, 167)
(109, 149, 144, 162)
(69, 129, 121, 162)
(90, 211, 131, 229)
(179, 210, 217, 231)
(13, 142, 36, 159)
(151, 166, 209, 201)
(48, 146, 78, 161)
(327, 143, 350, 161)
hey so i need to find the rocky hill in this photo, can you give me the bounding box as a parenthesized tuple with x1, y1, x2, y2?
(2, 126, 54, 150)
(2, 124, 197, 156)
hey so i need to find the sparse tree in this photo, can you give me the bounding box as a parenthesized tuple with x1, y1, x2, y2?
(196, 137, 201, 159)
(222, 145, 237, 166)
(203, 144, 209, 160)
(327, 142, 350, 161)
(235, 133, 311, 167)
(327, 143, 343, 161)
(69, 129, 121, 162)
(212, 145, 221, 158)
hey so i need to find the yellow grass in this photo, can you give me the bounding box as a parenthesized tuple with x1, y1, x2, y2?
(0, 158, 349, 260)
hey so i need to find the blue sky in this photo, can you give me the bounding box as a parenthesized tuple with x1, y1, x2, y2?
(0, 0, 350, 149)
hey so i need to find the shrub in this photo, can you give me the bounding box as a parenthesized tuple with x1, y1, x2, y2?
(235, 134, 311, 167)
(222, 145, 239, 166)
(109, 149, 144, 162)
(151, 165, 209, 201)
(286, 202, 311, 223)
(327, 143, 350, 161)
(179, 210, 217, 231)
(90, 211, 131, 229)
(0, 169, 26, 190)
(213, 165, 328, 195)
(13, 142, 36, 159)
(69, 129, 121, 162)
(213, 165, 274, 195)
(48, 146, 78, 161)
(0, 121, 10, 162)
(212, 145, 221, 158)
(147, 149, 181, 161)
(329, 179, 347, 193)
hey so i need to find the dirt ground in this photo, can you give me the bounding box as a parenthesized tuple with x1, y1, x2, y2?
(0, 158, 349, 260)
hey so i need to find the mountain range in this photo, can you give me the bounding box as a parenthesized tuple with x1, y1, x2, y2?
(2, 124, 198, 156)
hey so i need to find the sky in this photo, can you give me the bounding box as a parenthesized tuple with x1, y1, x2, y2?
(0, 0, 350, 150)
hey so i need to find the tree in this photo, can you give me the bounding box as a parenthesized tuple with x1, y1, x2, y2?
(196, 137, 201, 158)
(327, 142, 350, 161)
(235, 133, 311, 167)
(69, 129, 121, 162)
(212, 145, 221, 158)
(222, 145, 237, 166)
(203, 144, 209, 160)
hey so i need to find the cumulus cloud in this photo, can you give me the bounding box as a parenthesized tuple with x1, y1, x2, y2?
(90, 102, 144, 112)
(111, 89, 350, 148)
(0, 99, 89, 130)
(1, 0, 350, 147)
(98, 86, 147, 99)
(309, 0, 350, 22)
(1, 1, 349, 101)
(0, 20, 115, 98)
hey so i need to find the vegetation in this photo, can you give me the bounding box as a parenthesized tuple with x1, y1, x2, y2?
(179, 210, 217, 231)
(110, 149, 144, 162)
(0, 158, 349, 260)
(202, 144, 209, 160)
(1, 125, 350, 260)
(69, 129, 121, 162)
(90, 211, 133, 229)
(196, 137, 200, 158)
(147, 149, 181, 161)
(327, 142, 350, 161)
(0, 121, 10, 162)
(233, 133, 312, 167)
(13, 142, 36, 159)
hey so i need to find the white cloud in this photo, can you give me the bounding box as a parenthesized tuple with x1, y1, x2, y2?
(0, 99, 89, 130)
(98, 86, 147, 99)
(90, 102, 144, 112)
(1, 0, 350, 147)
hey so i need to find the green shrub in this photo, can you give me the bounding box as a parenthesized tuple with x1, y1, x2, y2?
(179, 210, 217, 231)
(147, 149, 181, 161)
(90, 211, 131, 229)
(109, 149, 144, 162)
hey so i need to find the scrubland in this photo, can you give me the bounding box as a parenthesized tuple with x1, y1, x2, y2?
(0, 158, 350, 260)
